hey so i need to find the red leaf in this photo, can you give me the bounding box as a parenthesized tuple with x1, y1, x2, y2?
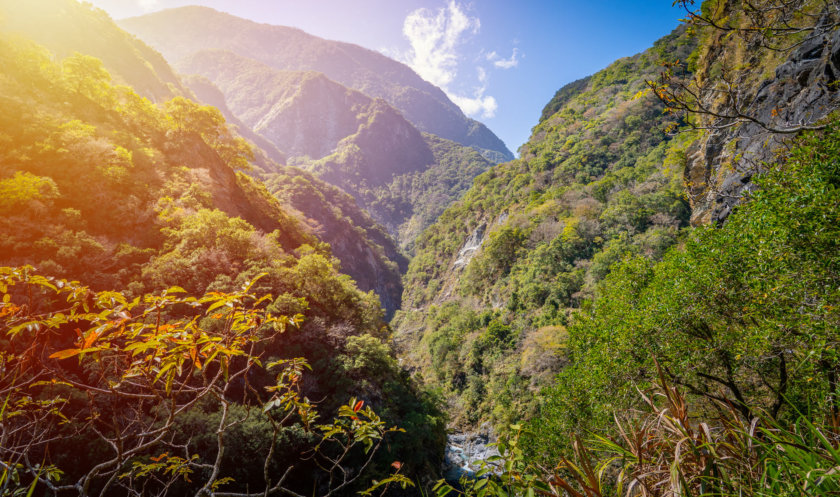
(353, 400, 364, 412)
(391, 461, 402, 470)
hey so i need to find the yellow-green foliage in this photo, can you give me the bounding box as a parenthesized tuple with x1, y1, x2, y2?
(0, 31, 446, 482)
(396, 26, 697, 430)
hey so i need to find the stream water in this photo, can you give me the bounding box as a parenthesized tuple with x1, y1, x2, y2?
(442, 426, 501, 482)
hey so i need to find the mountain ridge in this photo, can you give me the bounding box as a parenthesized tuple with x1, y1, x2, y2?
(172, 45, 495, 251)
(119, 5, 514, 162)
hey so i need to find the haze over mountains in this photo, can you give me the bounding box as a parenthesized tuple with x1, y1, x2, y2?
(120, 6, 513, 164)
(117, 6, 506, 252)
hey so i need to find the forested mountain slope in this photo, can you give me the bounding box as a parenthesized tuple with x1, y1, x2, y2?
(525, 0, 840, 459)
(4, 0, 840, 495)
(120, 6, 513, 163)
(0, 0, 186, 102)
(263, 167, 408, 317)
(0, 3, 445, 490)
(394, 26, 696, 428)
(176, 48, 495, 251)
(0, 0, 424, 315)
(181, 72, 288, 166)
(396, 0, 840, 462)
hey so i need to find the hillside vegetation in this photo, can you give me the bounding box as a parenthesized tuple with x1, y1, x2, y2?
(0, 9, 444, 492)
(395, 26, 696, 427)
(174, 47, 496, 250)
(3, 0, 840, 496)
(0, 0, 187, 101)
(403, 1, 840, 495)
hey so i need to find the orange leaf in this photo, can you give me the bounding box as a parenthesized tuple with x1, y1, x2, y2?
(49, 348, 81, 360)
(190, 347, 202, 370)
(391, 461, 402, 470)
(83, 330, 99, 349)
(353, 400, 364, 412)
(150, 452, 168, 462)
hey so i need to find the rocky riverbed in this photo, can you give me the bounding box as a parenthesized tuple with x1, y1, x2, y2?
(443, 425, 501, 481)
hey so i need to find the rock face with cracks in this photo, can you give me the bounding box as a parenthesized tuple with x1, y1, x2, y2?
(686, 22, 840, 225)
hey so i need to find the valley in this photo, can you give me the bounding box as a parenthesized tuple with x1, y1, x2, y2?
(1, 0, 839, 496)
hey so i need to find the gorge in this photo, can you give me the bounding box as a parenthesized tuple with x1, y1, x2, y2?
(1, 0, 839, 495)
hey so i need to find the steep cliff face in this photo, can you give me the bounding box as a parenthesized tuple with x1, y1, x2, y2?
(264, 168, 406, 317)
(120, 6, 513, 162)
(685, 14, 840, 224)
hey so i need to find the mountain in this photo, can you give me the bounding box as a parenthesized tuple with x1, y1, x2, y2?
(312, 130, 495, 251)
(174, 69, 412, 313)
(0, 0, 186, 102)
(119, 6, 513, 163)
(173, 47, 494, 250)
(0, 0, 422, 314)
(0, 0, 444, 487)
(393, 27, 697, 428)
(523, 0, 840, 471)
(176, 50, 401, 161)
(263, 167, 407, 317)
(395, 0, 840, 443)
(181, 73, 288, 166)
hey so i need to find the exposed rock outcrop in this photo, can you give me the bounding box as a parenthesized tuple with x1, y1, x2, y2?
(687, 21, 840, 225)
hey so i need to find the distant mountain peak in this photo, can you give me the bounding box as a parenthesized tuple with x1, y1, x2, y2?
(120, 6, 513, 162)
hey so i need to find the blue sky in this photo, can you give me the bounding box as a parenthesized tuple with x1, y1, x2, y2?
(87, 0, 685, 154)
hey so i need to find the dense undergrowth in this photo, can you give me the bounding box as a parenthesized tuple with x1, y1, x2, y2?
(437, 116, 840, 497)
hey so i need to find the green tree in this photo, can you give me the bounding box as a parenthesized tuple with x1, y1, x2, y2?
(165, 97, 254, 170)
(0, 267, 411, 496)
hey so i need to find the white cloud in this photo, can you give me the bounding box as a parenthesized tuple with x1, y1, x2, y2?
(450, 91, 497, 119)
(491, 48, 519, 69)
(401, 1, 517, 120)
(402, 1, 479, 88)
